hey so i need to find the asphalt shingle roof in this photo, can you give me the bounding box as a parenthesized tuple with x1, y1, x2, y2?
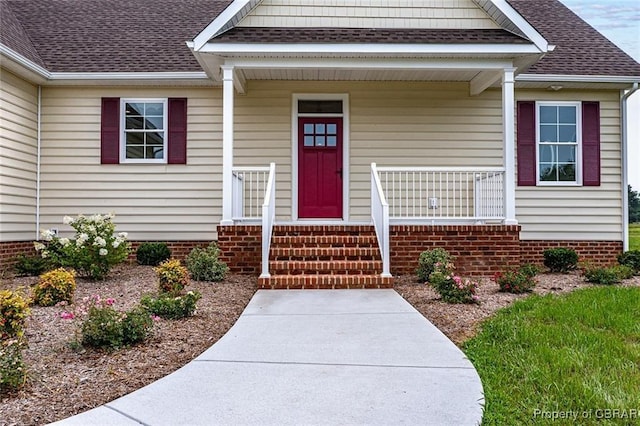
(1, 0, 638, 77)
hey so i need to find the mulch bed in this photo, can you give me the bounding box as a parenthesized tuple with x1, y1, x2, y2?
(2, 265, 639, 425)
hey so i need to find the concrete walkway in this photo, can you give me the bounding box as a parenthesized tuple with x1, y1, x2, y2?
(53, 290, 484, 425)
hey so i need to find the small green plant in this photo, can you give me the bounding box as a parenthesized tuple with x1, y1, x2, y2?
(120, 307, 155, 344)
(518, 263, 541, 278)
(493, 268, 536, 294)
(35, 213, 130, 280)
(1, 338, 27, 391)
(185, 244, 228, 282)
(428, 271, 479, 304)
(0, 289, 31, 340)
(417, 248, 454, 281)
(543, 247, 578, 273)
(136, 242, 172, 266)
(584, 264, 634, 285)
(617, 250, 640, 274)
(141, 291, 202, 320)
(155, 259, 190, 296)
(13, 253, 52, 276)
(32, 268, 76, 307)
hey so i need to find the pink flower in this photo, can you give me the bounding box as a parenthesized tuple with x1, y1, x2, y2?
(105, 298, 115, 306)
(60, 311, 75, 320)
(151, 315, 161, 322)
(453, 276, 462, 285)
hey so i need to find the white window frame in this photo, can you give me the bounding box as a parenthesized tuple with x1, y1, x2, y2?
(120, 98, 168, 164)
(536, 101, 582, 186)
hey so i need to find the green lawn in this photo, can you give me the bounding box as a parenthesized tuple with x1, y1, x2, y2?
(630, 224, 640, 251)
(463, 287, 640, 425)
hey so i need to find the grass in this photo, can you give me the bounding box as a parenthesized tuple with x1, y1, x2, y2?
(630, 223, 640, 251)
(463, 286, 640, 425)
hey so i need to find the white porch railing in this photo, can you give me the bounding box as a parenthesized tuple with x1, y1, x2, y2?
(232, 166, 271, 221)
(260, 163, 276, 278)
(375, 166, 505, 221)
(371, 163, 391, 277)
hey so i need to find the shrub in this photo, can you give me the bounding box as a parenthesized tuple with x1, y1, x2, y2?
(428, 271, 478, 304)
(543, 247, 578, 273)
(185, 244, 228, 282)
(13, 253, 52, 276)
(136, 242, 172, 266)
(141, 291, 202, 320)
(518, 263, 541, 278)
(0, 338, 27, 391)
(618, 250, 640, 274)
(32, 268, 76, 307)
(0, 289, 31, 340)
(417, 248, 454, 282)
(584, 264, 635, 285)
(78, 298, 154, 349)
(493, 268, 536, 294)
(155, 259, 190, 296)
(35, 213, 130, 280)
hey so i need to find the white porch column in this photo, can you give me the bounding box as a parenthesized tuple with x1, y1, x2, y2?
(221, 65, 235, 225)
(502, 67, 518, 225)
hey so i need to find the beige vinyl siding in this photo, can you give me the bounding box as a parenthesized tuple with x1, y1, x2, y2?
(515, 90, 623, 241)
(39, 87, 223, 241)
(235, 80, 502, 221)
(0, 68, 38, 242)
(239, 0, 499, 29)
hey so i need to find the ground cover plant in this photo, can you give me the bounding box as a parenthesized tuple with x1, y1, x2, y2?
(463, 286, 640, 425)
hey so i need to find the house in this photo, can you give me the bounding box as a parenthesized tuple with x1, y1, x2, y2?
(1, 0, 639, 287)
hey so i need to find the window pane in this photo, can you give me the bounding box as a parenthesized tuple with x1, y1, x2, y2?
(304, 123, 314, 134)
(126, 132, 144, 145)
(145, 103, 164, 116)
(540, 125, 557, 142)
(539, 163, 557, 181)
(327, 124, 337, 134)
(126, 146, 144, 159)
(539, 106, 557, 124)
(125, 103, 144, 116)
(558, 163, 576, 181)
(304, 136, 314, 146)
(558, 145, 576, 162)
(146, 146, 164, 159)
(147, 132, 164, 146)
(145, 116, 163, 130)
(315, 123, 325, 134)
(316, 136, 325, 146)
(327, 136, 337, 146)
(298, 100, 342, 114)
(559, 106, 576, 124)
(558, 125, 577, 142)
(539, 145, 556, 163)
(126, 116, 144, 130)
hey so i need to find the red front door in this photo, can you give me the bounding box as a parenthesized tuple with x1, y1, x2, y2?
(298, 117, 343, 218)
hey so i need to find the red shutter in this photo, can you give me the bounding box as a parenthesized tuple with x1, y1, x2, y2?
(582, 101, 600, 186)
(517, 101, 536, 186)
(101, 98, 120, 164)
(168, 98, 187, 164)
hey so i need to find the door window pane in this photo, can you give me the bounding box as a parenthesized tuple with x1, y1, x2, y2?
(304, 136, 314, 146)
(327, 136, 337, 146)
(327, 124, 337, 134)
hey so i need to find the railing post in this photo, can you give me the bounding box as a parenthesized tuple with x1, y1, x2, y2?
(371, 163, 391, 278)
(260, 162, 276, 278)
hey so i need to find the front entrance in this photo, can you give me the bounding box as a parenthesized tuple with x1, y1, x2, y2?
(298, 117, 343, 218)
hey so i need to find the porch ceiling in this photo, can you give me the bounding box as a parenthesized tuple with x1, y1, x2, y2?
(240, 68, 481, 82)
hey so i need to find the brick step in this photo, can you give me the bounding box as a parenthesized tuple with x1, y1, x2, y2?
(271, 235, 378, 248)
(269, 260, 382, 275)
(273, 225, 375, 237)
(258, 274, 394, 289)
(270, 247, 380, 261)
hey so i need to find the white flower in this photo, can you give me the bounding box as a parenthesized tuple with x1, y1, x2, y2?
(94, 237, 107, 247)
(40, 229, 55, 241)
(34, 242, 46, 251)
(63, 215, 74, 225)
(76, 233, 89, 247)
(42, 251, 49, 258)
(112, 239, 121, 248)
(118, 232, 128, 239)
(99, 248, 108, 256)
(59, 238, 70, 246)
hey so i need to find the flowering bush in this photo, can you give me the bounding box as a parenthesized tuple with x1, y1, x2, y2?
(185, 244, 228, 282)
(35, 213, 130, 280)
(141, 290, 202, 320)
(428, 271, 479, 304)
(32, 268, 76, 307)
(0, 289, 31, 340)
(493, 268, 536, 294)
(1, 338, 27, 391)
(59, 295, 155, 350)
(155, 259, 190, 296)
(417, 248, 454, 282)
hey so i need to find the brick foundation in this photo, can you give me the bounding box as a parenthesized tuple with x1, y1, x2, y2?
(0, 241, 37, 272)
(216, 225, 262, 274)
(390, 225, 522, 276)
(520, 240, 622, 267)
